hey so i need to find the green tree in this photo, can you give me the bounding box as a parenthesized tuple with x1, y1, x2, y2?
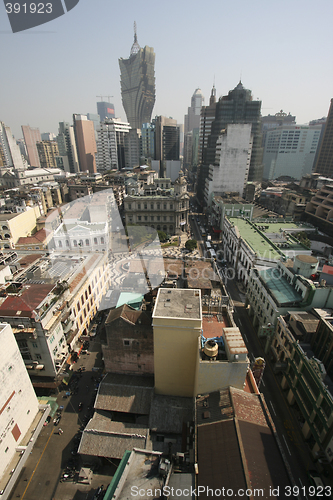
(185, 239, 197, 252)
(157, 230, 168, 242)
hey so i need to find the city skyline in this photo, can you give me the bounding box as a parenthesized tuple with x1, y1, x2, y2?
(0, 0, 332, 140)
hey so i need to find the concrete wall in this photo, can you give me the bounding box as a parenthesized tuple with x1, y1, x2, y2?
(0, 323, 39, 479)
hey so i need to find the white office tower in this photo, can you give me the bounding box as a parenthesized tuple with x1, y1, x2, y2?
(0, 323, 39, 480)
(0, 122, 26, 170)
(96, 119, 130, 171)
(263, 124, 322, 180)
(204, 124, 252, 205)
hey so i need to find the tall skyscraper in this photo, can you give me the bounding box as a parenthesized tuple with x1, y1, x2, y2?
(184, 88, 204, 134)
(97, 101, 115, 122)
(119, 23, 155, 129)
(21, 125, 42, 167)
(184, 88, 204, 171)
(197, 82, 263, 205)
(96, 118, 130, 171)
(154, 116, 180, 162)
(56, 122, 79, 173)
(73, 114, 97, 174)
(314, 99, 333, 177)
(0, 122, 25, 170)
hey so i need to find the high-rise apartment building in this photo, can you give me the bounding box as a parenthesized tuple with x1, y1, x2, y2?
(56, 122, 79, 173)
(0, 122, 25, 170)
(21, 125, 42, 167)
(119, 24, 155, 129)
(73, 114, 97, 174)
(314, 99, 333, 178)
(97, 101, 115, 122)
(261, 110, 296, 147)
(36, 140, 59, 169)
(96, 118, 130, 171)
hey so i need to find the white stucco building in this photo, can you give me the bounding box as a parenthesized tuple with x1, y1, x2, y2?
(0, 323, 39, 479)
(204, 124, 252, 205)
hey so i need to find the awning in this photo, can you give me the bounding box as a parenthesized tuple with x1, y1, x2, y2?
(212, 227, 222, 233)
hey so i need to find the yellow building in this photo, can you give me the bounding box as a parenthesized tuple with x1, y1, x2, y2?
(152, 288, 202, 397)
(0, 206, 41, 249)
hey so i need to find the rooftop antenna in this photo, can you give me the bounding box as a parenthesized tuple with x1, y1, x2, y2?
(130, 21, 141, 56)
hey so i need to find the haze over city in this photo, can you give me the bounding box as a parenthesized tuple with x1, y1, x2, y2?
(1, 0, 332, 139)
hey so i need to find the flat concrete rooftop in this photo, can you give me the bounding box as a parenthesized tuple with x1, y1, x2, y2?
(153, 288, 201, 320)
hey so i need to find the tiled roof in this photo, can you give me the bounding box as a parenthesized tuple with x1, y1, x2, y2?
(77, 411, 148, 459)
(149, 395, 194, 434)
(0, 283, 55, 317)
(95, 373, 154, 415)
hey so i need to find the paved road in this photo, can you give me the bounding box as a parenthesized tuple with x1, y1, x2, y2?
(8, 336, 114, 500)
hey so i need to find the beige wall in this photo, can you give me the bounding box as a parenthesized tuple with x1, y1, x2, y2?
(195, 338, 249, 395)
(153, 317, 202, 397)
(8, 206, 41, 244)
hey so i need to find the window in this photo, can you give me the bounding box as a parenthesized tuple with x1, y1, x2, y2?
(164, 204, 167, 209)
(144, 216, 148, 221)
(138, 203, 141, 209)
(170, 204, 173, 209)
(128, 204, 132, 210)
(123, 339, 131, 346)
(151, 216, 154, 221)
(94, 237, 98, 245)
(138, 216, 142, 221)
(144, 203, 147, 209)
(73, 240, 77, 247)
(58, 241, 62, 248)
(101, 237, 104, 244)
(151, 203, 154, 209)
(157, 203, 160, 209)
(85, 239, 89, 246)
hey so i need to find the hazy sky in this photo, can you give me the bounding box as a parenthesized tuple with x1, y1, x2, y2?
(1, 0, 332, 140)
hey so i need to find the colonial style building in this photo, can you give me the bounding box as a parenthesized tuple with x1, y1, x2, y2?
(123, 171, 189, 235)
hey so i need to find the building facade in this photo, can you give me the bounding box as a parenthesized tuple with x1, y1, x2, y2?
(315, 99, 333, 178)
(123, 172, 189, 235)
(36, 140, 59, 169)
(96, 119, 130, 171)
(73, 114, 97, 174)
(0, 323, 39, 479)
(263, 124, 322, 180)
(119, 26, 155, 129)
(21, 125, 41, 168)
(204, 124, 252, 205)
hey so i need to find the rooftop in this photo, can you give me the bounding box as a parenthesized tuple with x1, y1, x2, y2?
(78, 411, 149, 459)
(153, 288, 201, 320)
(259, 267, 303, 306)
(95, 373, 154, 415)
(228, 218, 307, 259)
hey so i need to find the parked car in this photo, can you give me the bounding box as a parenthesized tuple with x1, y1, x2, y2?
(78, 402, 83, 412)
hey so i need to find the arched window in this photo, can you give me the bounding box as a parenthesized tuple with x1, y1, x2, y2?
(101, 237, 105, 245)
(4, 233, 10, 239)
(85, 239, 89, 246)
(59, 241, 62, 248)
(2, 225, 8, 230)
(66, 240, 69, 247)
(94, 238, 98, 245)
(157, 225, 161, 231)
(163, 225, 167, 231)
(169, 225, 173, 232)
(79, 240, 83, 247)
(73, 240, 77, 247)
